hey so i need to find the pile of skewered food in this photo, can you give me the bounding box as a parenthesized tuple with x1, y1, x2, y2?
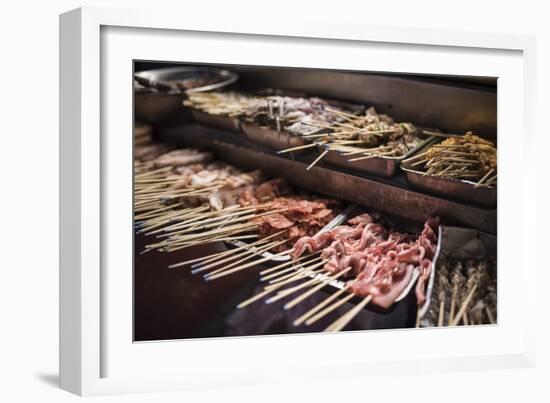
(183, 92, 265, 118)
(183, 209, 439, 332)
(278, 106, 424, 170)
(403, 131, 497, 188)
(183, 91, 360, 135)
(423, 257, 496, 327)
(134, 146, 341, 255)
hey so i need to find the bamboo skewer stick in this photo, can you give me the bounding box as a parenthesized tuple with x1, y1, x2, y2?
(474, 168, 495, 188)
(449, 294, 457, 326)
(322, 106, 362, 121)
(324, 295, 373, 332)
(134, 167, 172, 179)
(187, 230, 286, 269)
(145, 222, 260, 250)
(449, 284, 478, 326)
(266, 263, 325, 285)
(139, 206, 211, 234)
(437, 297, 446, 327)
(199, 239, 288, 276)
(266, 267, 326, 288)
(260, 255, 322, 282)
(340, 146, 386, 156)
(264, 263, 332, 304)
(422, 130, 462, 138)
(277, 142, 325, 154)
(347, 151, 395, 162)
(204, 250, 290, 281)
(284, 267, 352, 310)
(236, 262, 321, 309)
(258, 253, 320, 276)
(157, 208, 288, 237)
(293, 285, 348, 326)
(190, 240, 279, 275)
(163, 234, 260, 252)
(305, 292, 355, 326)
(306, 150, 328, 171)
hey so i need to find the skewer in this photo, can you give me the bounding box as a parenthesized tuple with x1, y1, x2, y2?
(204, 250, 291, 281)
(157, 208, 288, 237)
(260, 256, 322, 282)
(199, 239, 288, 276)
(324, 295, 373, 332)
(449, 295, 457, 326)
(347, 151, 395, 162)
(341, 146, 386, 156)
(277, 142, 324, 154)
(190, 240, 280, 274)
(401, 151, 429, 164)
(305, 291, 355, 326)
(449, 284, 478, 326)
(415, 306, 421, 328)
(322, 106, 362, 121)
(258, 252, 321, 276)
(264, 263, 332, 303)
(283, 267, 352, 310)
(422, 130, 462, 138)
(306, 150, 328, 170)
(186, 230, 286, 269)
(163, 234, 259, 252)
(437, 297, 445, 327)
(293, 285, 349, 326)
(236, 261, 321, 309)
(474, 168, 495, 188)
(145, 222, 260, 250)
(266, 267, 326, 288)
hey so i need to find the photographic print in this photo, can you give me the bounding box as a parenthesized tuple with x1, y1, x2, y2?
(133, 62, 497, 341)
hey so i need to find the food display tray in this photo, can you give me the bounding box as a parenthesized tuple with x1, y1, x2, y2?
(190, 110, 242, 133)
(240, 122, 309, 151)
(320, 135, 437, 178)
(400, 142, 497, 207)
(418, 225, 496, 320)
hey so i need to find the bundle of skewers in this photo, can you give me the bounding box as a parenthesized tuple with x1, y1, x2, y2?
(403, 131, 497, 188)
(278, 106, 424, 170)
(134, 145, 342, 255)
(183, 92, 265, 118)
(184, 90, 362, 136)
(422, 257, 496, 327)
(179, 210, 439, 332)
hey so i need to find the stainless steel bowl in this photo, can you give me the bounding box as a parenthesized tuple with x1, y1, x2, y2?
(134, 67, 238, 125)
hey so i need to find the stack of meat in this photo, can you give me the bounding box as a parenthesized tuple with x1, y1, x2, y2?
(238, 178, 341, 252)
(135, 146, 264, 210)
(290, 213, 439, 309)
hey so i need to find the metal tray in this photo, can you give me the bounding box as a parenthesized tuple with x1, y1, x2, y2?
(190, 110, 242, 133)
(240, 122, 308, 151)
(418, 225, 496, 320)
(400, 142, 497, 207)
(225, 204, 357, 262)
(320, 135, 437, 178)
(134, 66, 238, 125)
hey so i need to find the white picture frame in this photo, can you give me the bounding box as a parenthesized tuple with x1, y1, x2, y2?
(59, 6, 537, 396)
